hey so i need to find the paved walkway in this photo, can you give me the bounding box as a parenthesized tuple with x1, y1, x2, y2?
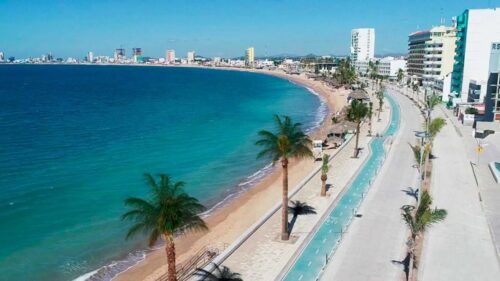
(418, 106, 500, 281)
(320, 88, 422, 281)
(220, 93, 391, 280)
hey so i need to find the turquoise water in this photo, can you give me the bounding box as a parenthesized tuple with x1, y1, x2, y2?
(495, 162, 500, 172)
(0, 65, 324, 281)
(283, 93, 400, 281)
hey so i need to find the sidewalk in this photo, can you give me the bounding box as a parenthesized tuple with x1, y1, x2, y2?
(220, 93, 392, 280)
(320, 88, 422, 281)
(418, 106, 500, 281)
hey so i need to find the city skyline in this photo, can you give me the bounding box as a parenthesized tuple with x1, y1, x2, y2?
(2, 0, 500, 58)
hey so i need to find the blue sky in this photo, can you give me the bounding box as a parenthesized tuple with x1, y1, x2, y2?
(1, 0, 499, 59)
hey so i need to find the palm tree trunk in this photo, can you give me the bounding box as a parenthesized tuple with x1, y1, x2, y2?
(281, 157, 290, 240)
(354, 122, 360, 158)
(321, 174, 327, 196)
(165, 235, 177, 281)
(368, 118, 372, 136)
(378, 109, 381, 121)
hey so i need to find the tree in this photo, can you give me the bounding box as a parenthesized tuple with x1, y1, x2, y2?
(336, 59, 357, 87)
(412, 84, 419, 101)
(347, 100, 369, 158)
(320, 154, 330, 196)
(194, 263, 243, 281)
(465, 107, 479, 115)
(376, 90, 385, 121)
(288, 200, 317, 232)
(397, 68, 404, 83)
(428, 117, 446, 140)
(256, 115, 313, 240)
(401, 190, 447, 275)
(409, 143, 430, 173)
(367, 102, 373, 136)
(122, 174, 208, 281)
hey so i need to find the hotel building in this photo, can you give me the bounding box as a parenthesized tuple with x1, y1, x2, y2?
(87, 52, 93, 63)
(245, 47, 255, 66)
(350, 28, 375, 62)
(485, 42, 500, 122)
(451, 8, 500, 103)
(354, 57, 406, 79)
(187, 51, 195, 64)
(407, 25, 457, 89)
(166, 49, 175, 63)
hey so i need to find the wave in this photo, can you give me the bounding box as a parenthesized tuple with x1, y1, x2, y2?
(73, 82, 330, 281)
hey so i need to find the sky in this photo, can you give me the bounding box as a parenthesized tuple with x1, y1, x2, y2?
(1, 0, 500, 59)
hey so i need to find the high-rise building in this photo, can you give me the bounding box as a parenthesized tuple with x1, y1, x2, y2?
(407, 25, 457, 88)
(166, 49, 175, 63)
(350, 28, 375, 62)
(245, 47, 255, 66)
(87, 52, 93, 63)
(485, 42, 500, 122)
(187, 51, 195, 64)
(451, 8, 500, 102)
(0, 52, 4, 62)
(115, 48, 125, 61)
(132, 48, 143, 63)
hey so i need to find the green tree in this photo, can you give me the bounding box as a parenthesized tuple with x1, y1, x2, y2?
(347, 100, 369, 158)
(288, 200, 317, 233)
(376, 90, 385, 121)
(194, 263, 243, 281)
(367, 102, 373, 136)
(122, 174, 208, 281)
(336, 59, 357, 86)
(320, 154, 330, 196)
(397, 68, 404, 83)
(256, 115, 313, 240)
(401, 190, 447, 274)
(428, 117, 446, 140)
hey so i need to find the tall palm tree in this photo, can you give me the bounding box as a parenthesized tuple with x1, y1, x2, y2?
(288, 200, 317, 232)
(347, 100, 369, 158)
(376, 90, 384, 121)
(397, 68, 404, 83)
(367, 102, 373, 136)
(256, 115, 313, 240)
(122, 174, 208, 281)
(194, 263, 243, 281)
(320, 154, 330, 196)
(401, 190, 447, 277)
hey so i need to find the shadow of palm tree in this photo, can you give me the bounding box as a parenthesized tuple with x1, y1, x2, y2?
(288, 200, 316, 234)
(391, 252, 411, 281)
(401, 187, 419, 202)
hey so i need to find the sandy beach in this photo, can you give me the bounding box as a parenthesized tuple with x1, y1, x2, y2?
(113, 68, 349, 281)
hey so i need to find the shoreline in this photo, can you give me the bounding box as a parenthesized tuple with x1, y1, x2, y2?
(81, 67, 347, 281)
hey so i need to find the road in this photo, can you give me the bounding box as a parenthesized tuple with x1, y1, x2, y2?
(320, 87, 422, 281)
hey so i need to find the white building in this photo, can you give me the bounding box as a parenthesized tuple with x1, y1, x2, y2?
(351, 28, 375, 62)
(408, 25, 457, 88)
(87, 52, 94, 63)
(187, 51, 195, 64)
(354, 57, 406, 79)
(0, 52, 4, 62)
(485, 42, 500, 121)
(451, 8, 500, 103)
(166, 49, 175, 63)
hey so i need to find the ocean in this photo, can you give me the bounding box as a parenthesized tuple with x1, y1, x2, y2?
(0, 65, 325, 281)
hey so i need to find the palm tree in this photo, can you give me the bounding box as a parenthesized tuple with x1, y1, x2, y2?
(194, 263, 243, 281)
(320, 154, 330, 196)
(122, 174, 208, 281)
(428, 117, 446, 141)
(256, 115, 313, 240)
(347, 100, 369, 158)
(367, 102, 373, 136)
(412, 84, 419, 101)
(288, 200, 317, 233)
(376, 90, 384, 121)
(401, 190, 447, 277)
(397, 68, 404, 84)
